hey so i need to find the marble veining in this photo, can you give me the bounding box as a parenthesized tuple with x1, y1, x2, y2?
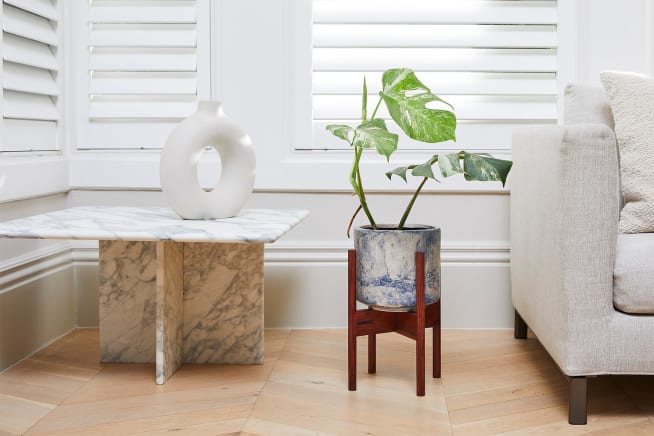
(0, 207, 308, 243)
(155, 241, 184, 385)
(183, 242, 264, 364)
(99, 241, 156, 363)
(9, 207, 308, 383)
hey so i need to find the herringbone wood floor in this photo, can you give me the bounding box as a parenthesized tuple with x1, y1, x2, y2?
(1, 328, 653, 435)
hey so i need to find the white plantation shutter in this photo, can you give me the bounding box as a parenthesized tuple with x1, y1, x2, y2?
(77, 0, 210, 150)
(1, 0, 62, 152)
(310, 0, 559, 153)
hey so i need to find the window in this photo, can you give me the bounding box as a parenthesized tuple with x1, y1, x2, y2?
(75, 0, 210, 150)
(1, 0, 63, 153)
(307, 0, 560, 154)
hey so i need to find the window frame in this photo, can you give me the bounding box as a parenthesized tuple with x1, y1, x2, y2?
(14, 0, 578, 196)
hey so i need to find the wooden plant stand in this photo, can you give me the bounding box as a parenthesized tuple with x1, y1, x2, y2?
(347, 250, 441, 396)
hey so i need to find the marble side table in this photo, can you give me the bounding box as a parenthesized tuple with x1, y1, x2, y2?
(0, 207, 308, 384)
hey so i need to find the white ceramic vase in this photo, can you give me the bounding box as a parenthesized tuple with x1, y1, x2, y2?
(160, 101, 256, 219)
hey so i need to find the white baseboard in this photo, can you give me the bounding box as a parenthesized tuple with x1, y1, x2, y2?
(68, 240, 510, 264)
(0, 239, 512, 329)
(0, 241, 72, 292)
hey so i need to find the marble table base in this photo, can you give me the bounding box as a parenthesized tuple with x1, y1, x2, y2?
(99, 240, 264, 384)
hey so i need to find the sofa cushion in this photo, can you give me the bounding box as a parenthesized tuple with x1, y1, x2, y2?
(614, 233, 654, 314)
(601, 71, 654, 233)
(563, 84, 614, 128)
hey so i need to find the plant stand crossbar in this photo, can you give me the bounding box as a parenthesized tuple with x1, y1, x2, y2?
(347, 250, 441, 396)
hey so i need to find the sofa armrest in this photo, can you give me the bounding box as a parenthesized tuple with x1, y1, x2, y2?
(511, 124, 620, 374)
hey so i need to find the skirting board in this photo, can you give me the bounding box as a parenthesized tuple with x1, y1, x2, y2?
(71, 240, 512, 329)
(0, 240, 512, 330)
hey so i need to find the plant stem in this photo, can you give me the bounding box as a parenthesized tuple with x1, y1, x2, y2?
(346, 205, 362, 238)
(398, 176, 428, 229)
(370, 96, 383, 119)
(351, 146, 377, 229)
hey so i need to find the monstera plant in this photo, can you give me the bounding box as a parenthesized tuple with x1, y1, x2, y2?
(327, 68, 512, 235)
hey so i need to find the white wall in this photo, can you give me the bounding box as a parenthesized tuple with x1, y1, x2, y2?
(0, 194, 75, 369)
(576, 0, 654, 82)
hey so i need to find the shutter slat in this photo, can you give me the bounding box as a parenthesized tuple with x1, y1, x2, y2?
(313, 0, 558, 25)
(4, 0, 58, 21)
(88, 98, 197, 120)
(89, 51, 197, 72)
(4, 89, 58, 121)
(89, 27, 197, 48)
(2, 118, 57, 151)
(89, 72, 197, 95)
(314, 24, 558, 48)
(3, 4, 58, 46)
(90, 5, 196, 24)
(313, 71, 557, 95)
(313, 48, 557, 72)
(311, 120, 555, 151)
(313, 94, 557, 121)
(3, 61, 58, 96)
(2, 32, 58, 70)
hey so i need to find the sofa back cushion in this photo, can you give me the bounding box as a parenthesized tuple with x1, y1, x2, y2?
(563, 83, 615, 128)
(601, 71, 654, 233)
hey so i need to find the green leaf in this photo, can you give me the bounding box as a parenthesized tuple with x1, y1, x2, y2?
(385, 166, 410, 182)
(411, 160, 437, 180)
(353, 118, 398, 161)
(462, 152, 513, 186)
(380, 68, 456, 143)
(438, 153, 464, 178)
(326, 124, 354, 143)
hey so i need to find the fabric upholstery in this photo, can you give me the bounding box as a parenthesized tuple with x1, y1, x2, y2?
(613, 233, 654, 314)
(600, 71, 654, 233)
(511, 79, 654, 377)
(563, 84, 614, 128)
(511, 124, 620, 375)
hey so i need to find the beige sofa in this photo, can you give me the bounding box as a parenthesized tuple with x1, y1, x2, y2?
(510, 84, 654, 425)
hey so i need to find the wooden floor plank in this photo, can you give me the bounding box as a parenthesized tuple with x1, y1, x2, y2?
(1, 328, 652, 434)
(0, 394, 54, 435)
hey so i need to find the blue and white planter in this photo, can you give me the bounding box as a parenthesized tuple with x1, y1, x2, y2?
(354, 225, 441, 311)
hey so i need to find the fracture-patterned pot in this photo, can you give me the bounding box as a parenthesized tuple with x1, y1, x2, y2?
(354, 225, 441, 311)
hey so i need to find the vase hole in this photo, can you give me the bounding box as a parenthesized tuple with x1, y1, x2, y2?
(196, 146, 222, 192)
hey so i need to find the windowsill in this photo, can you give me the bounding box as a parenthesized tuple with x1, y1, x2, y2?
(0, 155, 69, 203)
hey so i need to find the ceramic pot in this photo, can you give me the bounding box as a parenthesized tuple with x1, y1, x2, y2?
(354, 225, 441, 311)
(160, 101, 256, 219)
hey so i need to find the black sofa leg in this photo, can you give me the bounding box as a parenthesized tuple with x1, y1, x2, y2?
(514, 309, 528, 339)
(569, 376, 588, 425)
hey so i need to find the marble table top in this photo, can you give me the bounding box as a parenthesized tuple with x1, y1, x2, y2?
(0, 207, 308, 243)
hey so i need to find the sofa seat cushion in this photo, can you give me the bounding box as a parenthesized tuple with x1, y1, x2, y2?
(614, 233, 654, 314)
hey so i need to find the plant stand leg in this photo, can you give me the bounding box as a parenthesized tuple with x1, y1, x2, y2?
(433, 300, 441, 379)
(348, 250, 357, 391)
(416, 252, 426, 396)
(368, 334, 376, 374)
(514, 309, 528, 339)
(569, 376, 588, 425)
